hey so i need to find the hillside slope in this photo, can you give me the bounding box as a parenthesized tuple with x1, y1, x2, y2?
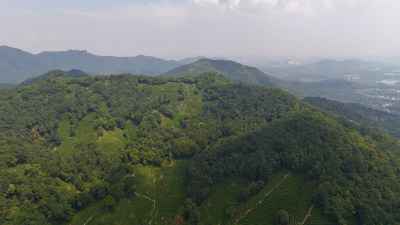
(304, 96, 400, 138)
(161, 58, 372, 103)
(1, 73, 400, 225)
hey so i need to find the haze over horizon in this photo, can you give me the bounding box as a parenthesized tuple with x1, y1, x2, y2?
(1, 0, 399, 59)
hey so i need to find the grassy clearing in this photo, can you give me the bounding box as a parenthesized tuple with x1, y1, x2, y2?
(152, 83, 203, 124)
(57, 113, 97, 155)
(238, 174, 315, 225)
(58, 113, 130, 155)
(96, 129, 125, 153)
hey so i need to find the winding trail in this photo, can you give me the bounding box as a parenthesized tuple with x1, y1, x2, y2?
(235, 173, 289, 224)
(301, 205, 314, 225)
(134, 192, 156, 225)
(185, 86, 191, 98)
(83, 214, 95, 225)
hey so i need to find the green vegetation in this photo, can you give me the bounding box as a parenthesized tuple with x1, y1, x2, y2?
(162, 58, 400, 113)
(304, 207, 336, 225)
(69, 161, 187, 225)
(187, 109, 400, 225)
(1, 72, 400, 225)
(235, 172, 288, 219)
(304, 96, 400, 138)
(198, 177, 248, 224)
(238, 174, 314, 225)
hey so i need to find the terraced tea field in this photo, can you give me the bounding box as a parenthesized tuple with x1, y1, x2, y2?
(238, 174, 315, 225)
(68, 160, 187, 225)
(235, 171, 289, 220)
(199, 177, 248, 225)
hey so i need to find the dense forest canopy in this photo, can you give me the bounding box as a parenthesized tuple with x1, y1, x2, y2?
(18, 69, 90, 87)
(1, 72, 400, 224)
(304, 96, 400, 139)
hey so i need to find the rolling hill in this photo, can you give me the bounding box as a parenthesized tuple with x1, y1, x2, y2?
(161, 58, 374, 104)
(304, 96, 400, 138)
(1, 73, 400, 224)
(19, 69, 90, 87)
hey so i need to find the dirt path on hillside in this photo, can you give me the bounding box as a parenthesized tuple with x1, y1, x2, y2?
(134, 192, 156, 225)
(83, 213, 100, 225)
(185, 86, 191, 98)
(301, 205, 314, 225)
(83, 215, 93, 225)
(235, 173, 289, 224)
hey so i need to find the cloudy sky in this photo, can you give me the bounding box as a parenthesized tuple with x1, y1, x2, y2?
(0, 0, 399, 59)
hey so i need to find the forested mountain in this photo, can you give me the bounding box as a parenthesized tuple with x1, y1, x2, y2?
(161, 58, 376, 104)
(0, 46, 182, 84)
(19, 69, 90, 87)
(1, 73, 400, 224)
(161, 58, 281, 87)
(304, 97, 400, 138)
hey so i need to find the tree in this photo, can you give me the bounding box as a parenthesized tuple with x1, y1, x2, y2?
(103, 196, 117, 212)
(276, 210, 289, 225)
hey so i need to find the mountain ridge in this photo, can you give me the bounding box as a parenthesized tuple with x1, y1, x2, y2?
(0, 45, 183, 84)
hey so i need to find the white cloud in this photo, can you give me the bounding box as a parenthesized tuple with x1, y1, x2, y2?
(192, 0, 220, 6)
(117, 4, 188, 21)
(2, 0, 400, 57)
(251, 0, 278, 6)
(228, 0, 241, 9)
(56, 9, 108, 19)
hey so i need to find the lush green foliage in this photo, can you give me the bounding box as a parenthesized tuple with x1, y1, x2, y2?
(1, 72, 400, 224)
(187, 109, 400, 224)
(19, 69, 89, 87)
(0, 72, 302, 224)
(162, 58, 400, 113)
(304, 96, 400, 138)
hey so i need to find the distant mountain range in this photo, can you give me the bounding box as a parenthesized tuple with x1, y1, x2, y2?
(3, 46, 400, 113)
(0, 46, 185, 84)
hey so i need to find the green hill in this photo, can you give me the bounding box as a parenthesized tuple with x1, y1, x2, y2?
(161, 58, 376, 105)
(162, 58, 281, 88)
(304, 96, 400, 138)
(19, 69, 90, 87)
(1, 73, 400, 225)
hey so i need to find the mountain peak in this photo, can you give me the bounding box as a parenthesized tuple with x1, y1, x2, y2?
(0, 45, 34, 55)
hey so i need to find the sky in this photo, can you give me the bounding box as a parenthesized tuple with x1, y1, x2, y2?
(0, 0, 399, 59)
